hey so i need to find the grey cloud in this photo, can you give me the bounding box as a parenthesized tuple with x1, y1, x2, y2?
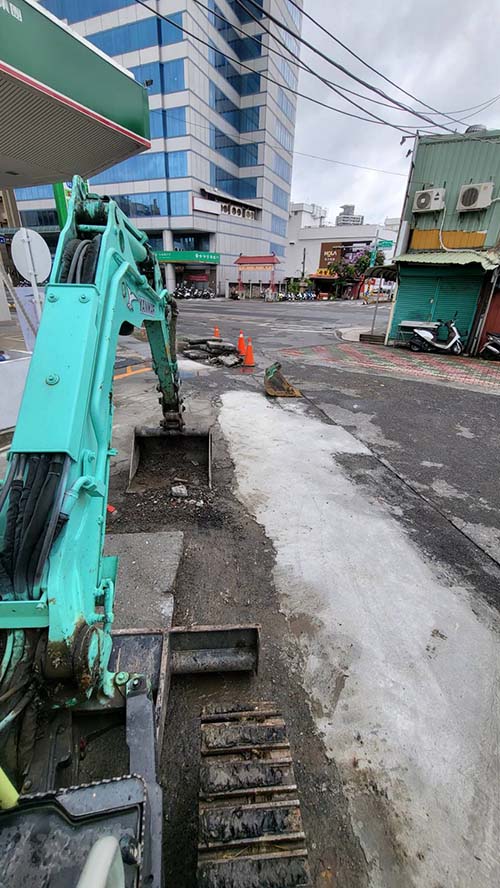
(291, 0, 499, 222)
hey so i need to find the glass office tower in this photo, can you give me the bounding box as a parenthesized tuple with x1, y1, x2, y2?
(16, 0, 302, 292)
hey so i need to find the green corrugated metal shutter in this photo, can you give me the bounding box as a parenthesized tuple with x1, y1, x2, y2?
(390, 265, 483, 344)
(390, 267, 438, 335)
(434, 269, 483, 342)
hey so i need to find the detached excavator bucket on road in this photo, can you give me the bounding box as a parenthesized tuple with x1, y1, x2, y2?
(264, 362, 302, 398)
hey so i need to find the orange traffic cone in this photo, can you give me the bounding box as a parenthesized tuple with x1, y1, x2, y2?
(213, 325, 220, 339)
(237, 330, 246, 356)
(243, 337, 255, 367)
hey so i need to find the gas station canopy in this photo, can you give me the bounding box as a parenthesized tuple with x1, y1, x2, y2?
(0, 0, 150, 188)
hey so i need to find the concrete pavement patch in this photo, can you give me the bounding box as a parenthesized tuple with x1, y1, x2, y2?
(106, 530, 183, 629)
(219, 390, 500, 888)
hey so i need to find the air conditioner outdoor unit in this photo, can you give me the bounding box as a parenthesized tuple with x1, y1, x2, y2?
(412, 188, 446, 213)
(457, 182, 494, 211)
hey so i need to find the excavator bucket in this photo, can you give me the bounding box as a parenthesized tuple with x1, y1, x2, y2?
(264, 362, 302, 398)
(128, 427, 212, 492)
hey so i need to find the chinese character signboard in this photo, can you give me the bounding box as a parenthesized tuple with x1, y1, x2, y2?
(319, 243, 342, 267)
(155, 250, 220, 264)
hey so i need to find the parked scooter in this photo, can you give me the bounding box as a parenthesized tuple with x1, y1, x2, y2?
(409, 317, 464, 355)
(479, 331, 500, 360)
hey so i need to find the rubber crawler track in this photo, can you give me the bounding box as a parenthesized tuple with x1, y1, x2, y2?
(197, 702, 311, 888)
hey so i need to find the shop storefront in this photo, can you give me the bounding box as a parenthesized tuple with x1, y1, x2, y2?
(389, 262, 484, 348)
(155, 250, 220, 294)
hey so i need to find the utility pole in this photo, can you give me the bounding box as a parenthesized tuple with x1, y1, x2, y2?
(301, 247, 306, 280)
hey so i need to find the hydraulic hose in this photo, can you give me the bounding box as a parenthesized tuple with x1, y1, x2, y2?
(14, 455, 64, 598)
(32, 455, 70, 597)
(66, 239, 91, 284)
(0, 454, 19, 516)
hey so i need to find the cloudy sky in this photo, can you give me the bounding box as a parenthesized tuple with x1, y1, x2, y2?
(291, 0, 500, 224)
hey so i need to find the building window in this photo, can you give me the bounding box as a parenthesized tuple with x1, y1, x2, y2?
(209, 81, 261, 132)
(240, 106, 260, 132)
(130, 62, 162, 94)
(165, 107, 187, 137)
(150, 110, 165, 139)
(15, 185, 53, 200)
(277, 87, 295, 121)
(240, 72, 261, 95)
(270, 242, 286, 257)
(163, 59, 185, 93)
(274, 118, 294, 153)
(159, 13, 184, 45)
(90, 153, 167, 185)
(169, 192, 191, 215)
(271, 214, 287, 238)
(284, 0, 302, 29)
(20, 209, 59, 227)
(277, 57, 298, 91)
(207, 1, 262, 60)
(208, 41, 261, 96)
(112, 192, 168, 217)
(146, 233, 164, 251)
(210, 125, 258, 167)
(280, 28, 300, 56)
(229, 34, 262, 61)
(273, 150, 292, 183)
(40, 0, 134, 24)
(167, 150, 188, 178)
(210, 163, 257, 200)
(272, 184, 289, 212)
(130, 60, 184, 95)
(208, 41, 241, 94)
(86, 14, 183, 56)
(151, 108, 187, 138)
(173, 233, 211, 251)
(227, 0, 263, 23)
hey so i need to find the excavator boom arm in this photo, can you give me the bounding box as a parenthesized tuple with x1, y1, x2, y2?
(0, 176, 182, 704)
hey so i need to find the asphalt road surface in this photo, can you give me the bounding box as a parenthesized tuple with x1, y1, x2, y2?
(176, 296, 390, 351)
(169, 298, 500, 887)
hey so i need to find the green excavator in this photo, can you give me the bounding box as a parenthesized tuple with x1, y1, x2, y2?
(0, 178, 310, 887)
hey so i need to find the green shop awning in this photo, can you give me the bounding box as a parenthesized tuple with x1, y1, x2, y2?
(0, 0, 150, 188)
(396, 250, 500, 271)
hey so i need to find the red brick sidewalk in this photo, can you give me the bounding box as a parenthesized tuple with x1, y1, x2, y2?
(281, 341, 500, 391)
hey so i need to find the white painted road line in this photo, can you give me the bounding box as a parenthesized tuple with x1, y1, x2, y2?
(220, 391, 500, 888)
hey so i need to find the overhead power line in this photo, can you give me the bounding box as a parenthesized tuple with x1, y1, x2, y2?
(133, 0, 415, 134)
(198, 0, 500, 122)
(240, 0, 458, 133)
(283, 0, 497, 126)
(148, 106, 411, 179)
(228, 0, 425, 133)
(293, 151, 408, 177)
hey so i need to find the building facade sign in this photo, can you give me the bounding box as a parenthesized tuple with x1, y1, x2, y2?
(319, 243, 342, 267)
(155, 250, 220, 264)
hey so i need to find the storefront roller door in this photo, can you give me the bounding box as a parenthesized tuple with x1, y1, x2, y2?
(390, 265, 484, 345)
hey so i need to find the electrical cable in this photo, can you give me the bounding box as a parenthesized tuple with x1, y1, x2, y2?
(147, 108, 417, 179)
(195, 0, 500, 123)
(133, 0, 416, 134)
(239, 0, 458, 132)
(226, 0, 422, 133)
(280, 0, 490, 127)
(193, 0, 451, 131)
(292, 150, 407, 177)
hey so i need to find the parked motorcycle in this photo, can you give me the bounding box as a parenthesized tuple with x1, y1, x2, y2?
(479, 331, 500, 360)
(409, 317, 464, 355)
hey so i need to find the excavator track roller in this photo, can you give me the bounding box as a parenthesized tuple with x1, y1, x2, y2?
(197, 702, 311, 888)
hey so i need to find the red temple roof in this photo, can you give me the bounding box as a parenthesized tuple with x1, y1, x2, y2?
(234, 254, 281, 265)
